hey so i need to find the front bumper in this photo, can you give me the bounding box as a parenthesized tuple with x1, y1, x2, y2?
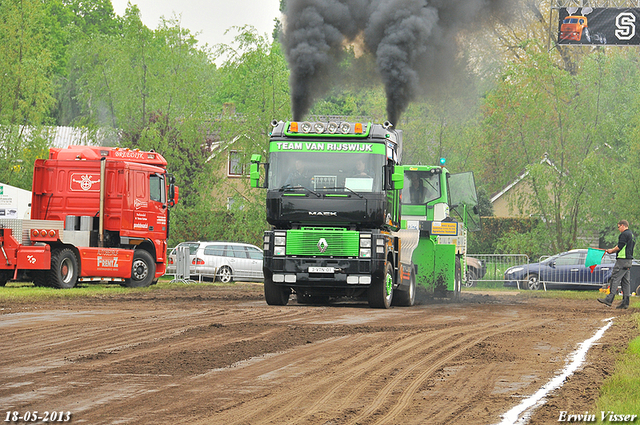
(264, 256, 387, 288)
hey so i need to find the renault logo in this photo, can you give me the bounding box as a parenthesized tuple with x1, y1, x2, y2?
(317, 238, 328, 253)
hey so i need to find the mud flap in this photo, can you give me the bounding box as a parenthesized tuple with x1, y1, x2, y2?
(412, 238, 455, 295)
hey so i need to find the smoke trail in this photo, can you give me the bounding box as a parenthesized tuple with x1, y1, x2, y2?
(283, 0, 511, 124)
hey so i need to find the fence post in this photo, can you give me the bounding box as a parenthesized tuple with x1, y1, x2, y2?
(170, 245, 195, 284)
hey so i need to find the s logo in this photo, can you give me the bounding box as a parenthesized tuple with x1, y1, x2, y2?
(615, 12, 636, 40)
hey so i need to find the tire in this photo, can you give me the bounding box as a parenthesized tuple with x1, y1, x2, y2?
(465, 268, 478, 287)
(525, 274, 541, 290)
(393, 267, 415, 306)
(49, 248, 79, 289)
(216, 265, 232, 283)
(124, 250, 156, 288)
(581, 27, 591, 43)
(453, 256, 462, 301)
(368, 262, 394, 309)
(0, 270, 11, 287)
(264, 276, 290, 306)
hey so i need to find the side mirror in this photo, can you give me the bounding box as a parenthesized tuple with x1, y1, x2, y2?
(250, 154, 262, 189)
(391, 165, 404, 190)
(169, 186, 179, 207)
(167, 173, 178, 207)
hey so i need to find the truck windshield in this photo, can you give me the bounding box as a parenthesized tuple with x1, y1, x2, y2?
(402, 171, 441, 205)
(268, 152, 384, 193)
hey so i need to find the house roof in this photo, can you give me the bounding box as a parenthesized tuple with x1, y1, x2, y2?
(1, 126, 117, 148)
(490, 154, 558, 204)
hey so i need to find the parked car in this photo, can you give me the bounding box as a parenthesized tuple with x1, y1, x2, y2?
(193, 242, 264, 282)
(166, 241, 209, 276)
(503, 249, 620, 290)
(465, 256, 487, 287)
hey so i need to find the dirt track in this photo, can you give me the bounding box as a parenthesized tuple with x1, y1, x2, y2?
(0, 284, 637, 425)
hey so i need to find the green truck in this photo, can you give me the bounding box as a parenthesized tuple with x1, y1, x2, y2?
(251, 120, 480, 308)
(399, 164, 481, 299)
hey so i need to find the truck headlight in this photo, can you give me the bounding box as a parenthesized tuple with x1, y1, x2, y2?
(360, 248, 371, 258)
(274, 246, 286, 256)
(274, 236, 286, 246)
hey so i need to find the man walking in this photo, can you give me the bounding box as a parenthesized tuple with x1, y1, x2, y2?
(598, 220, 634, 309)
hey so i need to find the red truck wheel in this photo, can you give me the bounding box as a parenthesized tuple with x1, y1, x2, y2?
(49, 248, 79, 289)
(125, 250, 156, 288)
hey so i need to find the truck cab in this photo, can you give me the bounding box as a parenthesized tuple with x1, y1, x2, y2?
(252, 120, 407, 308)
(399, 165, 480, 297)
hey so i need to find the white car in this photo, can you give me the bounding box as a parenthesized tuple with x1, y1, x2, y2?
(166, 241, 209, 275)
(193, 242, 264, 282)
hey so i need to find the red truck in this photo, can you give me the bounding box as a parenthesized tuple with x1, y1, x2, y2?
(0, 145, 178, 288)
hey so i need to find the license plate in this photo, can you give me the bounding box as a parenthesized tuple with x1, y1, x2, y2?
(308, 267, 334, 273)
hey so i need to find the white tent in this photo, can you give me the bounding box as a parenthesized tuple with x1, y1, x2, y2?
(0, 183, 31, 219)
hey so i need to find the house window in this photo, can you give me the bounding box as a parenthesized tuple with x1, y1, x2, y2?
(228, 150, 246, 177)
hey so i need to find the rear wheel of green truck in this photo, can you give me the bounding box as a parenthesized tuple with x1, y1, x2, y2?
(368, 262, 394, 309)
(453, 256, 462, 301)
(124, 250, 155, 288)
(264, 276, 290, 306)
(392, 267, 415, 307)
(50, 248, 79, 289)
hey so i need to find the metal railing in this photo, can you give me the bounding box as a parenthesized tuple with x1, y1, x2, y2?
(466, 254, 529, 288)
(466, 253, 617, 291)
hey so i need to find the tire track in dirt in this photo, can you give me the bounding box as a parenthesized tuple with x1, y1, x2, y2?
(1, 290, 625, 425)
(204, 318, 551, 425)
(351, 321, 546, 424)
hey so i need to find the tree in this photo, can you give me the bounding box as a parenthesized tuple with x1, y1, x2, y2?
(479, 48, 637, 253)
(0, 0, 55, 125)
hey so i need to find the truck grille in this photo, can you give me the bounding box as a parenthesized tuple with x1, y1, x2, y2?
(286, 228, 359, 257)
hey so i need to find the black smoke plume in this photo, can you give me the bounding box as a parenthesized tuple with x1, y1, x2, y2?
(283, 0, 511, 124)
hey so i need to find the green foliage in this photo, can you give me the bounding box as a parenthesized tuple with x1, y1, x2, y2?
(8, 0, 640, 257)
(469, 217, 540, 255)
(0, 0, 55, 125)
(478, 47, 638, 253)
(595, 319, 640, 416)
(495, 221, 558, 261)
(476, 186, 494, 217)
(0, 126, 51, 190)
(168, 193, 268, 248)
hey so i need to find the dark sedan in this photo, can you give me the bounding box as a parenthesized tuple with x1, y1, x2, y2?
(504, 249, 618, 290)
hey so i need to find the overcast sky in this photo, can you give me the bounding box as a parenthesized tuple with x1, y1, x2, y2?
(110, 0, 282, 49)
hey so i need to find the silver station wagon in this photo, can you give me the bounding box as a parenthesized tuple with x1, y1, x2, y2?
(193, 242, 264, 282)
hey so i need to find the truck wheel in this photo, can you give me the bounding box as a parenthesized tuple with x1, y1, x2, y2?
(393, 268, 415, 306)
(50, 248, 79, 289)
(453, 256, 462, 301)
(264, 276, 290, 305)
(465, 269, 477, 287)
(0, 270, 11, 287)
(368, 262, 394, 308)
(32, 271, 50, 287)
(125, 250, 156, 288)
